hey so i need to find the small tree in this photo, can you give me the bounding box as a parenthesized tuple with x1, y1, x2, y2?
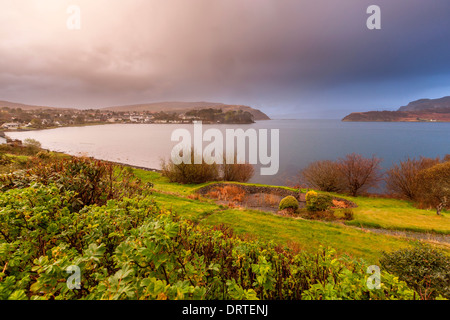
(385, 156, 440, 200)
(337, 153, 382, 197)
(221, 155, 254, 183)
(416, 161, 450, 215)
(161, 149, 220, 184)
(23, 138, 42, 149)
(300, 160, 344, 193)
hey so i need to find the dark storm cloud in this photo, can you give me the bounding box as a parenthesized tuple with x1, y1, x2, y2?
(1, 0, 450, 117)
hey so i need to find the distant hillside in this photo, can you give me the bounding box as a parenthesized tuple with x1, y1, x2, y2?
(0, 100, 59, 111)
(343, 96, 450, 122)
(0, 100, 270, 121)
(102, 101, 271, 120)
(398, 96, 450, 112)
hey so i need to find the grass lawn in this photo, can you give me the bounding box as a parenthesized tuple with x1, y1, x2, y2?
(149, 191, 222, 222)
(1, 153, 447, 264)
(137, 168, 450, 235)
(199, 208, 415, 264)
(330, 194, 450, 234)
(96, 168, 450, 263)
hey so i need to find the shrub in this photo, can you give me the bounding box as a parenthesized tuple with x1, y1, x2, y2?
(306, 191, 332, 212)
(300, 160, 344, 192)
(331, 199, 347, 209)
(305, 190, 317, 202)
(337, 153, 383, 196)
(385, 156, 440, 201)
(279, 196, 299, 211)
(380, 244, 450, 299)
(221, 161, 254, 183)
(342, 208, 354, 220)
(23, 138, 41, 150)
(161, 149, 219, 184)
(415, 161, 450, 215)
(0, 156, 149, 210)
(34, 151, 53, 161)
(206, 185, 246, 203)
(0, 184, 418, 300)
(0, 153, 12, 166)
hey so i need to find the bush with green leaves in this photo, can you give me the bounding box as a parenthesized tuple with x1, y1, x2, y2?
(0, 184, 419, 300)
(380, 244, 450, 299)
(0, 156, 150, 209)
(0, 153, 12, 166)
(23, 138, 42, 151)
(306, 191, 333, 212)
(278, 196, 299, 211)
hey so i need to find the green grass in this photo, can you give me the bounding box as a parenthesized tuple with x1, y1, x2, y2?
(131, 169, 433, 263)
(130, 169, 450, 262)
(133, 169, 202, 195)
(133, 168, 300, 195)
(2, 151, 448, 263)
(199, 208, 415, 263)
(136, 167, 450, 235)
(149, 191, 222, 222)
(327, 193, 450, 234)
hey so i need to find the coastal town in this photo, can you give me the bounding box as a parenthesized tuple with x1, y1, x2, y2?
(0, 106, 255, 132)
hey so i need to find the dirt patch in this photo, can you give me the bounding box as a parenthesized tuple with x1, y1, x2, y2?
(196, 183, 357, 211)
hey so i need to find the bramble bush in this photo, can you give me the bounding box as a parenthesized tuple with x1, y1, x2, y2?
(0, 183, 419, 300)
(0, 156, 151, 210)
(380, 244, 450, 299)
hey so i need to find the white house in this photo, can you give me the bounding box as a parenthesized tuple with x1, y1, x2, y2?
(130, 115, 144, 122)
(2, 123, 20, 130)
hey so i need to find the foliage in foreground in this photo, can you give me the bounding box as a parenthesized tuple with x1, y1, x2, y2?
(0, 156, 151, 211)
(380, 244, 450, 300)
(0, 184, 419, 300)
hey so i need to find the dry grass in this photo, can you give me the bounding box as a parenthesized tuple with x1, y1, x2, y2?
(206, 185, 246, 203)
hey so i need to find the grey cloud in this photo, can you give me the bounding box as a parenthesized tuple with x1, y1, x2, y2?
(0, 0, 450, 117)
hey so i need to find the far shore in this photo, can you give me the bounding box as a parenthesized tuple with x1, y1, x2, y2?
(1, 119, 264, 136)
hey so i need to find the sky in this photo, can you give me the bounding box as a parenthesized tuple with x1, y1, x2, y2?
(1, 0, 450, 119)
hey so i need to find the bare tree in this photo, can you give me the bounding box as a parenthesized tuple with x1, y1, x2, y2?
(385, 157, 440, 200)
(221, 155, 254, 183)
(299, 160, 344, 192)
(337, 153, 383, 196)
(416, 161, 450, 215)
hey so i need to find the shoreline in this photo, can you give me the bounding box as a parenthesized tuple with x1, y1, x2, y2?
(1, 119, 261, 135)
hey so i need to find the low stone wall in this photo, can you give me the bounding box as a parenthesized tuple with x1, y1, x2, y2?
(196, 182, 358, 208)
(197, 183, 300, 198)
